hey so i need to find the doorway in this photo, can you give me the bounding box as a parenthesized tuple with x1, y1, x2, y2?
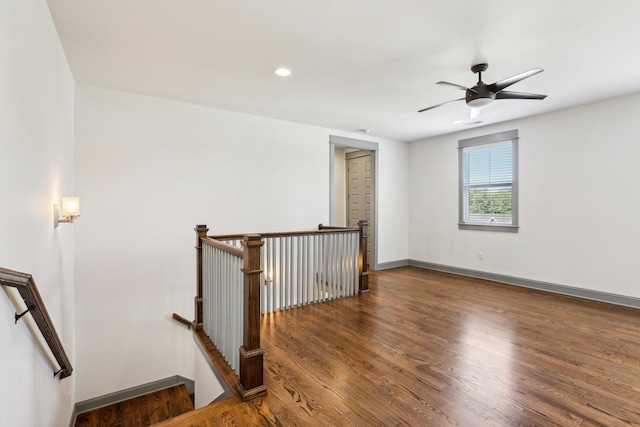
(329, 135, 378, 270)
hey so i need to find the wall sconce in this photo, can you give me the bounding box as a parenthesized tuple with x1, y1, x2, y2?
(264, 271, 273, 285)
(54, 197, 80, 228)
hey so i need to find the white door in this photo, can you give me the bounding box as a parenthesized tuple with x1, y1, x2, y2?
(346, 150, 374, 269)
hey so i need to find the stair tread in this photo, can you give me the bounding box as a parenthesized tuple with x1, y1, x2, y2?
(75, 384, 194, 427)
(151, 396, 273, 426)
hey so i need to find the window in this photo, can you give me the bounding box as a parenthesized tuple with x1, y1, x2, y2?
(458, 129, 518, 232)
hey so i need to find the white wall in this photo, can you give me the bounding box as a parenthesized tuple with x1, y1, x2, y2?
(74, 84, 409, 400)
(409, 93, 640, 298)
(193, 345, 224, 409)
(0, 1, 76, 426)
(377, 141, 410, 264)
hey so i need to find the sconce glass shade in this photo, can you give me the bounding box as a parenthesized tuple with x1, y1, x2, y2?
(62, 197, 80, 218)
(54, 197, 80, 228)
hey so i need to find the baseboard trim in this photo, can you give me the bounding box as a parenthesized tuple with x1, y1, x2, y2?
(70, 375, 194, 426)
(376, 259, 409, 270)
(408, 260, 640, 310)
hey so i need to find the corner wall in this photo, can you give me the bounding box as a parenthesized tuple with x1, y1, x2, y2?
(409, 93, 640, 298)
(0, 1, 76, 426)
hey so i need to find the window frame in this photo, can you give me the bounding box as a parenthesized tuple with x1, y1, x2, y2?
(458, 129, 519, 233)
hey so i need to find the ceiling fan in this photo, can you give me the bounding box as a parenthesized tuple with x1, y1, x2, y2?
(418, 63, 547, 118)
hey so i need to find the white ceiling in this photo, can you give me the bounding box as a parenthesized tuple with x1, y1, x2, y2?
(46, 0, 640, 142)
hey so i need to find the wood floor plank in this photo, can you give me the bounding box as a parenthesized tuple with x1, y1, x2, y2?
(120, 396, 143, 427)
(74, 411, 97, 427)
(78, 267, 640, 426)
(96, 404, 121, 427)
(136, 393, 151, 426)
(148, 389, 173, 424)
(254, 266, 640, 426)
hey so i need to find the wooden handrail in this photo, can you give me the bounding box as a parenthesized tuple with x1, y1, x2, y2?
(209, 226, 360, 241)
(0, 267, 73, 379)
(317, 223, 350, 230)
(201, 236, 244, 258)
(172, 313, 194, 330)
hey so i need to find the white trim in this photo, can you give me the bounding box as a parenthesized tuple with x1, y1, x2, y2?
(458, 129, 519, 231)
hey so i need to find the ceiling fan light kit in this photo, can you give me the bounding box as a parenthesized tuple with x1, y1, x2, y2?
(418, 63, 547, 115)
(466, 96, 494, 108)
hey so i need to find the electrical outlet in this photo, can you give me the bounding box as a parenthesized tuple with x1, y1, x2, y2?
(477, 252, 483, 261)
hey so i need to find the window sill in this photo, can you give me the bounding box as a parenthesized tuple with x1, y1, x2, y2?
(458, 223, 519, 233)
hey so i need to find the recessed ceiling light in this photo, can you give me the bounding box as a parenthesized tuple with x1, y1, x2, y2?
(275, 68, 291, 77)
(452, 120, 464, 124)
(358, 129, 370, 134)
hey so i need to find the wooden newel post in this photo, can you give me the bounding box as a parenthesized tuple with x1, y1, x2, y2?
(238, 234, 267, 400)
(194, 224, 209, 330)
(358, 220, 369, 292)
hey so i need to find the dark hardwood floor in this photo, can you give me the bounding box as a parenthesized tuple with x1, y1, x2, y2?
(74, 384, 194, 427)
(161, 267, 640, 426)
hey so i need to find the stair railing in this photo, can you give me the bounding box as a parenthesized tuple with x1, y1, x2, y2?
(0, 267, 73, 379)
(195, 227, 265, 400)
(193, 221, 368, 401)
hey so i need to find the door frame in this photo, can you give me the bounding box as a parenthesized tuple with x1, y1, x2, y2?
(329, 135, 379, 270)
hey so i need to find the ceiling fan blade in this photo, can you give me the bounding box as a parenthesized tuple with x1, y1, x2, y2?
(437, 81, 475, 92)
(469, 107, 481, 119)
(488, 68, 544, 92)
(418, 97, 465, 113)
(495, 91, 547, 100)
